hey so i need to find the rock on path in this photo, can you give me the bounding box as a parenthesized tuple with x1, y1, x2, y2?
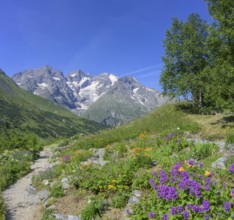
(3, 148, 53, 220)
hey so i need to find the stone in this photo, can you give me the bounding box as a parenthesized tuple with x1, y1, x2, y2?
(67, 215, 81, 220)
(132, 190, 141, 198)
(151, 161, 158, 166)
(44, 197, 55, 208)
(128, 196, 139, 205)
(37, 189, 49, 201)
(211, 157, 226, 169)
(54, 213, 67, 220)
(47, 205, 56, 210)
(226, 143, 234, 155)
(43, 179, 49, 186)
(26, 185, 36, 195)
(61, 177, 70, 190)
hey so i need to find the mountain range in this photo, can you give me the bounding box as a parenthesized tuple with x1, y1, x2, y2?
(0, 69, 104, 138)
(13, 66, 171, 126)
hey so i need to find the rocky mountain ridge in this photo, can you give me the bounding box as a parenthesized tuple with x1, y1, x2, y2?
(13, 66, 171, 125)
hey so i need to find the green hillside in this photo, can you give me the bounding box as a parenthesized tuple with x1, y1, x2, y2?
(0, 69, 105, 138)
(31, 104, 234, 219)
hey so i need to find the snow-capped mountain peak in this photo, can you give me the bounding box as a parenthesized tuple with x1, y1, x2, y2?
(12, 66, 171, 125)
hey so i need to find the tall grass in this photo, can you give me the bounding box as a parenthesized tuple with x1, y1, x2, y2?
(72, 104, 200, 149)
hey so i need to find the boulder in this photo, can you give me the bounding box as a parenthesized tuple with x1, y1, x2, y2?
(211, 157, 226, 169)
(61, 177, 70, 190)
(37, 189, 49, 201)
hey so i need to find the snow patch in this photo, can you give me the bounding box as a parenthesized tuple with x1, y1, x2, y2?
(79, 77, 90, 86)
(109, 74, 118, 85)
(133, 88, 139, 94)
(38, 83, 48, 88)
(70, 73, 77, 77)
(53, 77, 60, 81)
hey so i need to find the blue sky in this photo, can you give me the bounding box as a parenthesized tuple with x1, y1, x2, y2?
(0, 0, 212, 90)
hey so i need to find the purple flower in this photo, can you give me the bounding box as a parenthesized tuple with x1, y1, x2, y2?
(125, 208, 131, 215)
(202, 200, 210, 212)
(61, 155, 71, 162)
(148, 212, 155, 218)
(160, 169, 168, 184)
(162, 214, 168, 220)
(199, 174, 204, 182)
(224, 201, 231, 213)
(199, 162, 204, 168)
(183, 210, 190, 219)
(152, 171, 157, 178)
(205, 177, 211, 192)
(231, 188, 234, 198)
(188, 159, 197, 165)
(204, 214, 209, 220)
(186, 204, 192, 210)
(149, 179, 157, 191)
(177, 206, 183, 213)
(198, 206, 204, 213)
(170, 206, 177, 216)
(157, 185, 178, 201)
(192, 204, 199, 213)
(229, 164, 234, 173)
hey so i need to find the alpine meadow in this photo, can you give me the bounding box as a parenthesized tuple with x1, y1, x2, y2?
(0, 0, 234, 220)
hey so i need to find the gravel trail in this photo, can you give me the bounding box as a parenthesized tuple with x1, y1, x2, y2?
(2, 147, 53, 220)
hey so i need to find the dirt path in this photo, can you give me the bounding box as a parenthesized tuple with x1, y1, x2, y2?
(2, 147, 53, 220)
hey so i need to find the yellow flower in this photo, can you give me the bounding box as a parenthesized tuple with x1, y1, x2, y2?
(144, 153, 150, 157)
(145, 147, 152, 151)
(112, 180, 117, 183)
(79, 165, 83, 170)
(139, 133, 146, 139)
(204, 171, 211, 177)
(187, 164, 192, 168)
(178, 167, 185, 172)
(108, 185, 114, 190)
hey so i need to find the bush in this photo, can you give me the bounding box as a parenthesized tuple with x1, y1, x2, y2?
(111, 191, 129, 208)
(81, 196, 108, 220)
(0, 192, 6, 220)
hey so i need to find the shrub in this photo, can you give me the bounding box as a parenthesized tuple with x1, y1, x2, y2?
(111, 191, 129, 208)
(81, 196, 108, 220)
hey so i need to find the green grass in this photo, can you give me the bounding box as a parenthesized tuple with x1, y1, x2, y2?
(69, 104, 200, 150)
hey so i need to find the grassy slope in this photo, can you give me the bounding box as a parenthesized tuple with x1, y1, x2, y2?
(3, 103, 233, 219)
(0, 70, 105, 138)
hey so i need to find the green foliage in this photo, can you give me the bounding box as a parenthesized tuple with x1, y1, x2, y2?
(0, 159, 31, 191)
(81, 196, 108, 220)
(50, 185, 64, 198)
(160, 0, 234, 111)
(0, 192, 6, 220)
(132, 170, 152, 190)
(41, 208, 55, 220)
(72, 105, 200, 150)
(189, 143, 219, 160)
(161, 1, 234, 111)
(226, 131, 234, 144)
(111, 191, 129, 208)
(32, 168, 60, 188)
(160, 14, 210, 108)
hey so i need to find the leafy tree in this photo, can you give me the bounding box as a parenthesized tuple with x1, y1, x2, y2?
(205, 0, 234, 63)
(205, 0, 234, 109)
(160, 14, 210, 108)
